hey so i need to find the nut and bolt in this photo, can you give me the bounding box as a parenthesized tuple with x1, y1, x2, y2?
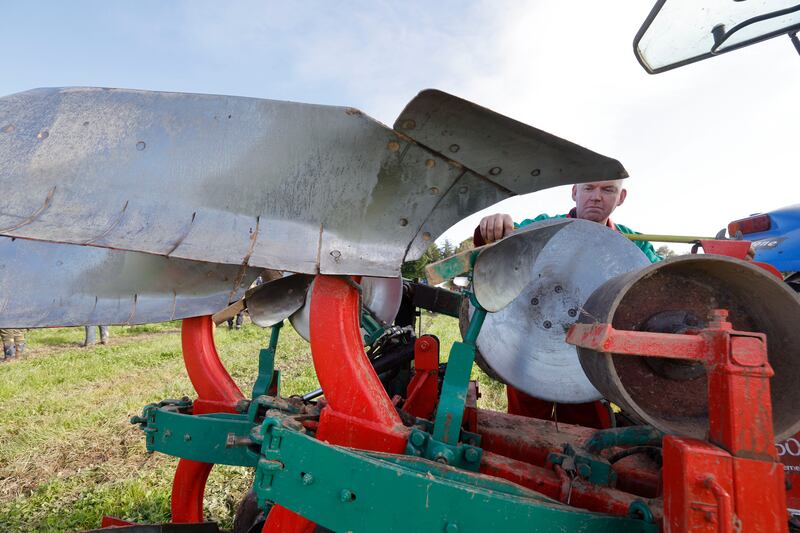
(301, 473, 314, 486)
(445, 523, 460, 533)
(339, 489, 356, 502)
(489, 166, 502, 176)
(448, 144, 460, 153)
(433, 449, 455, 464)
(464, 447, 480, 463)
(531, 168, 541, 176)
(410, 431, 426, 447)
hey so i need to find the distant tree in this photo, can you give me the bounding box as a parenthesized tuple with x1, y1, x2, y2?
(401, 243, 443, 280)
(656, 245, 677, 258)
(441, 239, 454, 258)
(456, 237, 474, 253)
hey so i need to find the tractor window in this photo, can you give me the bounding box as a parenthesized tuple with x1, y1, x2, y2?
(635, 0, 800, 73)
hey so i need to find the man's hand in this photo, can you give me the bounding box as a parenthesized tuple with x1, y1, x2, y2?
(479, 213, 514, 243)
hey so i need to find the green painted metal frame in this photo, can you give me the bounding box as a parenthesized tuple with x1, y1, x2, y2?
(139, 406, 259, 468)
(252, 417, 657, 533)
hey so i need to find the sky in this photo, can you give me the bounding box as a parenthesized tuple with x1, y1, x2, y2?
(2, 1, 797, 252)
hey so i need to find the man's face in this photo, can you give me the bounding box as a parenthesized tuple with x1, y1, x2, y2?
(571, 180, 627, 224)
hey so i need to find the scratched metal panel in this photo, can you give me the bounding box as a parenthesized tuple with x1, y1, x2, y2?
(404, 170, 511, 261)
(0, 87, 627, 277)
(319, 139, 467, 275)
(394, 89, 628, 192)
(0, 236, 258, 328)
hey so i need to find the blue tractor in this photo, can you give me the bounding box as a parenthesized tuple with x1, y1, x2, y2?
(727, 206, 800, 292)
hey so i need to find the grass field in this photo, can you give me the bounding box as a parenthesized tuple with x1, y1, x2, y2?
(0, 314, 505, 532)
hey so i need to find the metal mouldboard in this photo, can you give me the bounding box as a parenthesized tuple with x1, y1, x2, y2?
(0, 236, 258, 328)
(0, 87, 628, 280)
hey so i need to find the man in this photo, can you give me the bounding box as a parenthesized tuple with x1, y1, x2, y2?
(474, 179, 660, 428)
(475, 179, 661, 262)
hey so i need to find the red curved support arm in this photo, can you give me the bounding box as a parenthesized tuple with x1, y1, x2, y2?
(172, 316, 245, 523)
(171, 460, 213, 523)
(182, 315, 245, 415)
(310, 276, 405, 434)
(264, 275, 408, 532)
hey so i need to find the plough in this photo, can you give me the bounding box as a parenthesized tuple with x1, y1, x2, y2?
(1, 84, 799, 532)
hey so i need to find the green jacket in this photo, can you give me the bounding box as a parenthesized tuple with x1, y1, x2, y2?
(517, 213, 662, 264)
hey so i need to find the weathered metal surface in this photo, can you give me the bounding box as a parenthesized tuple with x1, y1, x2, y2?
(576, 255, 800, 441)
(288, 276, 402, 341)
(0, 236, 258, 328)
(394, 89, 627, 193)
(245, 274, 313, 327)
(468, 219, 649, 403)
(0, 87, 628, 282)
(472, 219, 571, 312)
(255, 420, 658, 533)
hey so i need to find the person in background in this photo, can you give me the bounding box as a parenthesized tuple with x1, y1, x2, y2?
(0, 329, 25, 360)
(83, 325, 109, 347)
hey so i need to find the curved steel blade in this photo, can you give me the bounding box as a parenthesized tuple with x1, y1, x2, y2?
(469, 219, 649, 403)
(0, 236, 258, 328)
(0, 87, 628, 277)
(394, 89, 628, 191)
(472, 219, 572, 312)
(245, 274, 314, 327)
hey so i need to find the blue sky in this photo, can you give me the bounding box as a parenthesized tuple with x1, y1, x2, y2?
(3, 1, 798, 248)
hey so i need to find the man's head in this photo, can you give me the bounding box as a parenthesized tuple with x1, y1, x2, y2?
(571, 179, 627, 225)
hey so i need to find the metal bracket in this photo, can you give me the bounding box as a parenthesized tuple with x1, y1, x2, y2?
(405, 425, 483, 472)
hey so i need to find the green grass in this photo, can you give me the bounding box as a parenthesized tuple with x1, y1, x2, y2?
(0, 314, 504, 532)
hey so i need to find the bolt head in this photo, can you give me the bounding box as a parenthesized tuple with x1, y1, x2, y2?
(445, 523, 459, 533)
(464, 447, 480, 463)
(410, 431, 426, 447)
